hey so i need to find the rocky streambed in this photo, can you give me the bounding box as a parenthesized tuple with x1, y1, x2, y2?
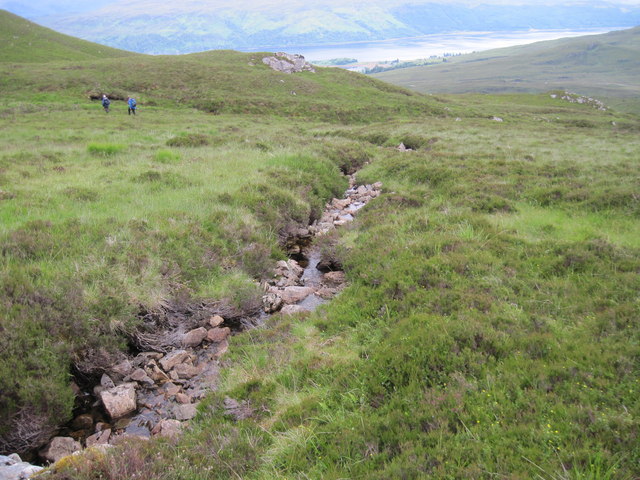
(1, 177, 381, 478)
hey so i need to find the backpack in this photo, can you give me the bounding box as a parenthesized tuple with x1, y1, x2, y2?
(130, 98, 137, 107)
(102, 97, 110, 106)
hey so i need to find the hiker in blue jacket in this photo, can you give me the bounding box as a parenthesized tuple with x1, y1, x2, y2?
(102, 94, 110, 113)
(127, 96, 137, 115)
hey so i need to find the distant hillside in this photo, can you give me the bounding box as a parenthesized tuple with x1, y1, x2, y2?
(374, 27, 640, 113)
(27, 0, 640, 55)
(0, 9, 136, 62)
(0, 34, 440, 123)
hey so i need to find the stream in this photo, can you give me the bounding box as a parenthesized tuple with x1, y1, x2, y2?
(2, 177, 382, 475)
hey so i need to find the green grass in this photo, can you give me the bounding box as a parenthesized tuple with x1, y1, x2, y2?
(32, 94, 639, 479)
(0, 16, 639, 477)
(0, 10, 135, 63)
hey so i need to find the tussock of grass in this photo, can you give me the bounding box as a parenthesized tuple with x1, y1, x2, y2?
(87, 142, 125, 156)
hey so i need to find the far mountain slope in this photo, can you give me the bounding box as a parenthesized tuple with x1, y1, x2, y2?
(374, 26, 640, 113)
(0, 9, 137, 62)
(29, 0, 640, 54)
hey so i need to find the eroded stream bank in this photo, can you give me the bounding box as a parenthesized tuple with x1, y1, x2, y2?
(3, 177, 382, 475)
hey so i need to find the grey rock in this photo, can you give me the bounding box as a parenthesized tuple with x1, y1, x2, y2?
(173, 403, 197, 421)
(100, 383, 137, 419)
(161, 382, 181, 397)
(214, 338, 229, 358)
(262, 52, 315, 74)
(85, 428, 111, 448)
(323, 271, 346, 286)
(110, 359, 133, 378)
(0, 454, 44, 479)
(279, 286, 315, 304)
(159, 350, 190, 372)
(175, 393, 191, 404)
(173, 363, 202, 380)
(151, 419, 183, 439)
(262, 291, 284, 313)
(128, 368, 155, 386)
(145, 360, 170, 383)
(206, 327, 231, 343)
(39, 436, 81, 463)
(182, 327, 208, 348)
(208, 315, 225, 328)
(100, 373, 115, 389)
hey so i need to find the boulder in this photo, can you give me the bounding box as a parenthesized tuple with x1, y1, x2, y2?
(279, 286, 315, 304)
(100, 373, 115, 389)
(173, 404, 197, 421)
(286, 259, 304, 277)
(161, 382, 181, 397)
(332, 198, 351, 209)
(151, 419, 183, 439)
(0, 454, 44, 480)
(99, 383, 137, 419)
(109, 359, 133, 378)
(128, 368, 155, 386)
(323, 271, 346, 286)
(262, 52, 316, 74)
(182, 327, 208, 348)
(145, 361, 170, 383)
(207, 327, 231, 343)
(208, 315, 225, 328)
(39, 436, 81, 463)
(262, 291, 284, 313)
(214, 339, 229, 358)
(175, 393, 191, 404)
(159, 350, 191, 372)
(85, 428, 111, 448)
(316, 287, 339, 299)
(173, 363, 201, 380)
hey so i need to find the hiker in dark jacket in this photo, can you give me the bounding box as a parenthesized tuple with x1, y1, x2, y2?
(127, 96, 137, 115)
(102, 94, 110, 113)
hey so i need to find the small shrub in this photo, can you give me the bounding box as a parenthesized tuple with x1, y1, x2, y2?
(166, 133, 209, 147)
(87, 143, 125, 156)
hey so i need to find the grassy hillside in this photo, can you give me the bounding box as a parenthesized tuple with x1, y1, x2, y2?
(0, 9, 136, 62)
(374, 27, 640, 113)
(0, 48, 439, 122)
(1, 14, 639, 478)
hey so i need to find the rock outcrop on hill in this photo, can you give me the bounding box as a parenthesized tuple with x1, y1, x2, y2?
(262, 53, 316, 74)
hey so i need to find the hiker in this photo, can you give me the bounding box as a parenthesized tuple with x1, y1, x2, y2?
(127, 96, 137, 115)
(101, 94, 110, 113)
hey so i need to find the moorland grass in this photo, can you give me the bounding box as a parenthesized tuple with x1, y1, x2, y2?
(39, 94, 640, 479)
(1, 24, 639, 476)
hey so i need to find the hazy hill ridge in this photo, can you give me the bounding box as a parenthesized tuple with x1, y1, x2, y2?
(375, 26, 640, 113)
(17, 0, 640, 54)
